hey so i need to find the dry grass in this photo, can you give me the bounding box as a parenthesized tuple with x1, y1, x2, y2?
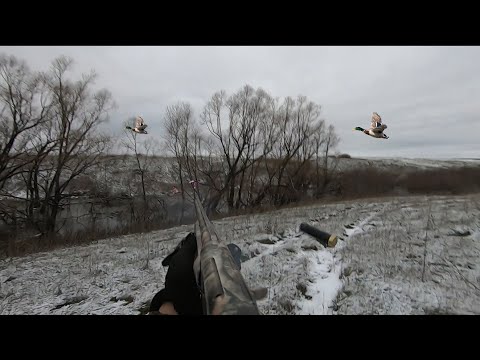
(335, 194, 480, 315)
(3, 160, 480, 260)
(1, 217, 182, 259)
(339, 166, 480, 197)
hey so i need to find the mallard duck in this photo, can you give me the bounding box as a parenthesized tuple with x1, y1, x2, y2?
(126, 116, 148, 134)
(354, 112, 389, 139)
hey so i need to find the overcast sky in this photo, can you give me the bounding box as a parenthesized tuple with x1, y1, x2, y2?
(1, 46, 479, 159)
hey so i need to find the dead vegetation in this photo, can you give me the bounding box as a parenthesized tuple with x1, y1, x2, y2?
(335, 194, 480, 315)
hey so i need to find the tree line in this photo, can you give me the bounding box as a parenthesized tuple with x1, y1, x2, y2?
(0, 54, 339, 243)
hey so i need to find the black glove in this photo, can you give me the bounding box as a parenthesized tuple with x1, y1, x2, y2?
(148, 233, 244, 315)
(149, 232, 203, 315)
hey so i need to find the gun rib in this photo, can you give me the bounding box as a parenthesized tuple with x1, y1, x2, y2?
(192, 188, 260, 315)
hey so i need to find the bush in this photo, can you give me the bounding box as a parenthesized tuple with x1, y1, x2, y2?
(336, 166, 480, 197)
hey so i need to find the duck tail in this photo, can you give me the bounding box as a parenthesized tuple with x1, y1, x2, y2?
(353, 127, 364, 131)
(126, 126, 132, 130)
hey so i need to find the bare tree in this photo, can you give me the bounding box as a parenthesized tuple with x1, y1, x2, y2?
(317, 124, 340, 196)
(20, 122, 57, 226)
(36, 56, 114, 235)
(122, 121, 149, 203)
(122, 120, 165, 224)
(252, 96, 323, 206)
(248, 97, 281, 207)
(281, 97, 323, 203)
(196, 87, 337, 210)
(0, 54, 56, 234)
(200, 85, 272, 212)
(163, 102, 198, 221)
(0, 54, 53, 191)
(230, 87, 272, 209)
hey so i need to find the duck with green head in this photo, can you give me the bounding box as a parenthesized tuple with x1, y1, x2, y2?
(354, 112, 389, 139)
(126, 116, 148, 134)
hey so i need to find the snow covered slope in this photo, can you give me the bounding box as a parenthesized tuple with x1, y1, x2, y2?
(1, 194, 479, 315)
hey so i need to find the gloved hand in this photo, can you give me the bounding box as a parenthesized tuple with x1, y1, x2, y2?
(148, 233, 244, 315)
(149, 232, 203, 315)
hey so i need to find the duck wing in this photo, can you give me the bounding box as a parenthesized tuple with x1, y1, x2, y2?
(135, 116, 145, 128)
(372, 112, 382, 123)
(371, 112, 382, 128)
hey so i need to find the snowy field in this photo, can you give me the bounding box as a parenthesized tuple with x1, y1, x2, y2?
(1, 193, 479, 315)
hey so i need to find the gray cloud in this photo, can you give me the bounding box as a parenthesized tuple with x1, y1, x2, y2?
(1, 46, 479, 158)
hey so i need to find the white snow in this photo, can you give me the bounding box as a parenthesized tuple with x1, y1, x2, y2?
(295, 250, 342, 315)
(2, 194, 480, 315)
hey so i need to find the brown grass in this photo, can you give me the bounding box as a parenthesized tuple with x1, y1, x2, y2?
(338, 166, 480, 197)
(0, 216, 181, 259)
(3, 165, 480, 259)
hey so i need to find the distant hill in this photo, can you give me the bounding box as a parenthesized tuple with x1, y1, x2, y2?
(330, 156, 480, 173)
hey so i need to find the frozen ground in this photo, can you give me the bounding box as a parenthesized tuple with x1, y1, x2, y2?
(1, 194, 479, 315)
